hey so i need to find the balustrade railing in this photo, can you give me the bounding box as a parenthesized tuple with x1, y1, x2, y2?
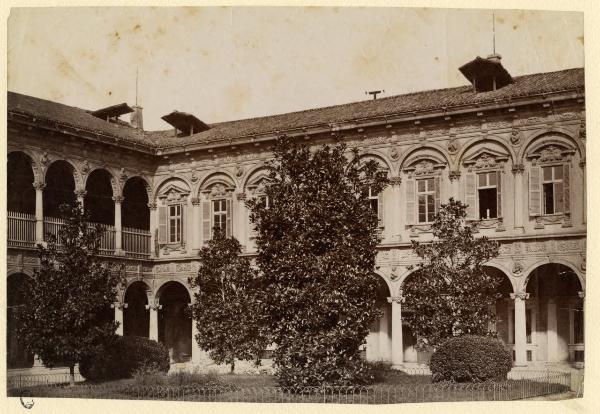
(123, 226, 151, 258)
(42, 217, 116, 254)
(7, 211, 36, 247)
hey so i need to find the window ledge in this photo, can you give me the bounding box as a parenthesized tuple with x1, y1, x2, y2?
(532, 213, 572, 229)
(466, 218, 506, 232)
(406, 224, 433, 237)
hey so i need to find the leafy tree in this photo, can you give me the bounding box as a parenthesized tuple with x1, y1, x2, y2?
(18, 203, 124, 386)
(246, 136, 389, 386)
(189, 228, 268, 373)
(402, 198, 501, 350)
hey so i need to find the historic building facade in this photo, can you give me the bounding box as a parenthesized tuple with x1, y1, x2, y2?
(7, 56, 586, 372)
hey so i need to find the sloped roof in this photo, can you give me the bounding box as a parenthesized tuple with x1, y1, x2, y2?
(8, 67, 584, 151)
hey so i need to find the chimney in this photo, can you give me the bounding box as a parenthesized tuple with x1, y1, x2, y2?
(486, 53, 502, 63)
(130, 105, 144, 130)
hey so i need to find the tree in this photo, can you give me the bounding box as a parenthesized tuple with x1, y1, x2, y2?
(17, 203, 123, 386)
(246, 136, 389, 386)
(401, 198, 502, 350)
(189, 228, 268, 373)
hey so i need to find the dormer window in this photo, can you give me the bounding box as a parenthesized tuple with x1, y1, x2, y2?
(161, 111, 210, 137)
(459, 54, 513, 92)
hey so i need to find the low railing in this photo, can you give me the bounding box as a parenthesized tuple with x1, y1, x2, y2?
(42, 217, 116, 254)
(7, 371, 572, 403)
(123, 226, 151, 258)
(7, 211, 36, 247)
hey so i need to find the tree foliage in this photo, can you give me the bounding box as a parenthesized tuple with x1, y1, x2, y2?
(189, 229, 268, 372)
(18, 203, 123, 385)
(246, 136, 389, 386)
(402, 199, 502, 349)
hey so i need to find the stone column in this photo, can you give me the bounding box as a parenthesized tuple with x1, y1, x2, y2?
(547, 299, 558, 362)
(33, 182, 45, 243)
(191, 197, 202, 253)
(388, 295, 404, 368)
(389, 177, 402, 242)
(191, 316, 201, 365)
(111, 301, 128, 336)
(148, 203, 157, 258)
(75, 189, 86, 209)
(379, 305, 391, 361)
(113, 196, 124, 256)
(512, 165, 525, 233)
(146, 300, 161, 342)
(449, 170, 461, 201)
(511, 292, 529, 366)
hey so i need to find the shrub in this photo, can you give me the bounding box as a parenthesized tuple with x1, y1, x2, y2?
(80, 336, 170, 382)
(429, 335, 512, 383)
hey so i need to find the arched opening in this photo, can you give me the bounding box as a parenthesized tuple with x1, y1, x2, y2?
(486, 266, 513, 350)
(157, 282, 192, 363)
(365, 275, 391, 362)
(7, 152, 35, 214)
(7, 274, 34, 369)
(44, 161, 76, 218)
(84, 169, 114, 225)
(122, 178, 150, 230)
(525, 263, 583, 364)
(124, 282, 149, 337)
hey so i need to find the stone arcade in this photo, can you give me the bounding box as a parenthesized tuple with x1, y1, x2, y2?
(7, 55, 586, 373)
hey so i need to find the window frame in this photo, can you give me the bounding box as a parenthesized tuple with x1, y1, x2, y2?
(416, 177, 436, 224)
(476, 171, 499, 220)
(541, 164, 564, 215)
(212, 198, 228, 233)
(166, 202, 182, 244)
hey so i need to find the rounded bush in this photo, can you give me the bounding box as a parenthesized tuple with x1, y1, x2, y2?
(429, 335, 512, 383)
(80, 336, 170, 382)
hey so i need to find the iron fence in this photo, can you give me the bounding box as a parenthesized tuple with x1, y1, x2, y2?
(7, 371, 572, 403)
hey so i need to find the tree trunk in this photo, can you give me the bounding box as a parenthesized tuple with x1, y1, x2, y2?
(230, 360, 235, 374)
(69, 364, 75, 387)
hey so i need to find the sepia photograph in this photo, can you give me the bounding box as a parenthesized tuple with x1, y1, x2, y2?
(4, 3, 589, 409)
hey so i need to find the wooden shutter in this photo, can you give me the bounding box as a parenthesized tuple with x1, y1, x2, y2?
(180, 204, 186, 244)
(405, 178, 415, 224)
(226, 199, 232, 238)
(377, 190, 385, 227)
(158, 206, 167, 244)
(563, 164, 570, 215)
(496, 171, 503, 218)
(202, 200, 211, 243)
(434, 176, 441, 214)
(465, 172, 477, 219)
(529, 165, 542, 216)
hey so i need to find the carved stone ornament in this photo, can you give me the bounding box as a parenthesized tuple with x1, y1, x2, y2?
(413, 160, 435, 176)
(235, 166, 245, 178)
(390, 266, 399, 281)
(111, 302, 128, 310)
(512, 260, 524, 275)
(33, 181, 46, 191)
(510, 129, 522, 146)
(387, 295, 405, 304)
(474, 153, 497, 170)
(449, 170, 461, 181)
(579, 119, 586, 141)
(210, 183, 229, 198)
(81, 160, 90, 173)
(538, 146, 564, 163)
(190, 171, 199, 183)
(145, 300, 162, 311)
(389, 176, 402, 186)
(510, 292, 530, 300)
(389, 147, 400, 161)
(147, 202, 157, 210)
(236, 192, 247, 201)
(447, 139, 459, 154)
(40, 152, 50, 166)
(119, 167, 128, 182)
(581, 256, 586, 272)
(511, 164, 525, 175)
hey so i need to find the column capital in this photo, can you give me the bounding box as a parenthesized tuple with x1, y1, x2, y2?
(236, 192, 247, 201)
(74, 189, 87, 198)
(145, 300, 162, 311)
(191, 197, 201, 205)
(389, 176, 402, 186)
(147, 202, 158, 210)
(111, 301, 128, 310)
(578, 291, 585, 299)
(579, 160, 586, 168)
(510, 292, 530, 300)
(511, 164, 525, 175)
(449, 170, 461, 181)
(112, 196, 124, 204)
(387, 295, 405, 304)
(33, 181, 46, 191)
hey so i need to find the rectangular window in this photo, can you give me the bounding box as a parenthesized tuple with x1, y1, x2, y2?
(367, 187, 378, 215)
(542, 166, 564, 214)
(417, 178, 435, 223)
(168, 204, 181, 243)
(477, 172, 498, 219)
(212, 199, 227, 232)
